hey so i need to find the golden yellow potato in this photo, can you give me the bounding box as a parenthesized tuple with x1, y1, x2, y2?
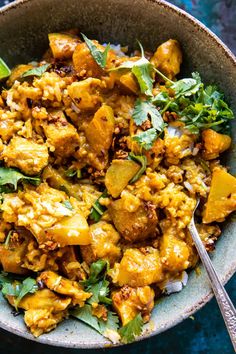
(45, 213, 91, 246)
(202, 129, 231, 160)
(68, 78, 103, 110)
(105, 159, 140, 198)
(48, 33, 79, 59)
(150, 39, 182, 79)
(203, 168, 236, 223)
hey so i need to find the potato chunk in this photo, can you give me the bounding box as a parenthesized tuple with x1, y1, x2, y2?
(2, 136, 49, 175)
(105, 159, 140, 198)
(68, 78, 103, 110)
(80, 221, 121, 265)
(203, 168, 236, 223)
(73, 42, 104, 78)
(38, 271, 91, 306)
(112, 285, 155, 325)
(42, 110, 80, 157)
(85, 104, 115, 153)
(160, 227, 190, 272)
(45, 213, 91, 246)
(202, 129, 231, 160)
(150, 39, 182, 79)
(48, 33, 79, 59)
(109, 247, 164, 287)
(108, 199, 157, 242)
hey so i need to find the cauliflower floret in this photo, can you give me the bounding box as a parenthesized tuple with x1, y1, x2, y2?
(80, 221, 121, 265)
(202, 129, 231, 160)
(109, 247, 164, 287)
(2, 136, 49, 175)
(112, 285, 155, 326)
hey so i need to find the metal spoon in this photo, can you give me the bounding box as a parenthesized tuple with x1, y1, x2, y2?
(188, 199, 236, 351)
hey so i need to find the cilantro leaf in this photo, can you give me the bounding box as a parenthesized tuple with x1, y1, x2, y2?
(87, 279, 112, 305)
(132, 128, 157, 150)
(71, 304, 119, 340)
(128, 153, 147, 183)
(110, 41, 154, 96)
(132, 98, 164, 132)
(119, 313, 144, 344)
(152, 91, 170, 107)
(22, 63, 50, 78)
(0, 58, 11, 80)
(0, 273, 38, 310)
(170, 72, 202, 98)
(0, 167, 41, 193)
(90, 190, 108, 222)
(82, 260, 108, 287)
(62, 200, 73, 210)
(81, 33, 110, 69)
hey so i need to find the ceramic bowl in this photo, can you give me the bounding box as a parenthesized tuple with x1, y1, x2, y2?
(0, 0, 236, 348)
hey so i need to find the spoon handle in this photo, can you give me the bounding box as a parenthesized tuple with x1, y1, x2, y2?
(188, 219, 236, 352)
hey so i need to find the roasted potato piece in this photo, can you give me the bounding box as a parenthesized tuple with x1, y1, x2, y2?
(202, 129, 231, 160)
(45, 213, 91, 246)
(2, 136, 49, 175)
(80, 221, 121, 265)
(73, 41, 116, 78)
(109, 199, 157, 242)
(112, 285, 155, 326)
(203, 168, 236, 223)
(68, 78, 103, 110)
(6, 64, 33, 87)
(85, 104, 115, 153)
(150, 39, 182, 79)
(0, 231, 29, 275)
(48, 33, 79, 59)
(109, 247, 164, 287)
(105, 159, 140, 198)
(38, 271, 91, 306)
(160, 229, 190, 272)
(42, 110, 80, 158)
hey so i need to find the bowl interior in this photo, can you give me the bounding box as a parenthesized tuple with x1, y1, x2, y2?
(0, 0, 236, 348)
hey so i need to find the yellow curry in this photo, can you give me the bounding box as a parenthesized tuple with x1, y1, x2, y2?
(0, 31, 235, 343)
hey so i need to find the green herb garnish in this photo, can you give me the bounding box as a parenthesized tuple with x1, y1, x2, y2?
(90, 190, 108, 222)
(0, 273, 38, 310)
(128, 153, 147, 183)
(119, 313, 144, 344)
(81, 33, 110, 69)
(110, 41, 154, 96)
(132, 128, 157, 150)
(62, 200, 73, 210)
(4, 230, 13, 249)
(0, 58, 11, 80)
(132, 98, 164, 131)
(22, 63, 51, 78)
(0, 167, 41, 193)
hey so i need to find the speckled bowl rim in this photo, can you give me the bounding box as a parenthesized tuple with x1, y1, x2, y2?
(0, 0, 236, 348)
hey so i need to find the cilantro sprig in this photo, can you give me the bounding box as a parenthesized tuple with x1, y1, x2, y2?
(151, 72, 234, 134)
(110, 41, 154, 96)
(119, 313, 144, 344)
(128, 153, 147, 183)
(81, 33, 110, 69)
(90, 190, 108, 222)
(0, 272, 38, 310)
(0, 167, 41, 193)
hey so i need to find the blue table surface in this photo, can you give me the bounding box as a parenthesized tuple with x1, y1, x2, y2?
(0, 0, 236, 353)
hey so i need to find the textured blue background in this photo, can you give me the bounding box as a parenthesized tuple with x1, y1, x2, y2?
(0, 0, 235, 353)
